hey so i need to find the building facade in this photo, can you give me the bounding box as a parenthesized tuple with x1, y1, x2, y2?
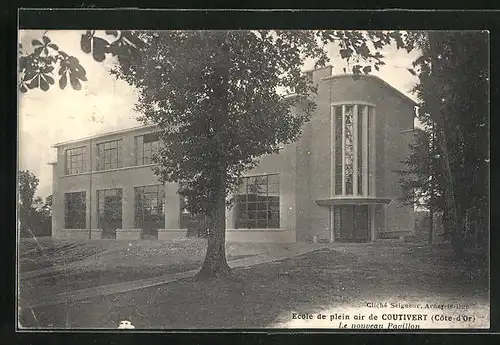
(50, 66, 416, 243)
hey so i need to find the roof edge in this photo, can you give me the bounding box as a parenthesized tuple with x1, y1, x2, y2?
(321, 73, 418, 107)
(52, 124, 157, 148)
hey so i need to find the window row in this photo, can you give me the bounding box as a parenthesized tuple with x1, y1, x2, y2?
(63, 133, 161, 175)
(64, 186, 166, 231)
(63, 174, 281, 231)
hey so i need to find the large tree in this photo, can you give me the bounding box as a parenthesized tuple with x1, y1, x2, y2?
(18, 170, 51, 237)
(112, 30, 330, 279)
(407, 31, 489, 254)
(395, 125, 445, 243)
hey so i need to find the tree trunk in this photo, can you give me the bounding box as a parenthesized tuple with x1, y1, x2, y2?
(428, 208, 434, 245)
(440, 127, 464, 256)
(196, 31, 234, 280)
(196, 189, 231, 280)
(442, 208, 449, 240)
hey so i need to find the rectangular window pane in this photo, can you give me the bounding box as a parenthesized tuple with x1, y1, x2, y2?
(257, 220, 268, 228)
(248, 203, 257, 211)
(257, 210, 268, 219)
(247, 220, 258, 229)
(247, 194, 258, 202)
(257, 202, 268, 210)
(249, 211, 260, 220)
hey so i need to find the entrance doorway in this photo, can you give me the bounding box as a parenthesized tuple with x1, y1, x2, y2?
(333, 204, 371, 242)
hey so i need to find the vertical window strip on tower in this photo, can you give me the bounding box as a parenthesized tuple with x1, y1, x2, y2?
(333, 104, 374, 197)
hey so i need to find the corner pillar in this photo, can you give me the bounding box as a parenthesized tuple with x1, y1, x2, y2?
(158, 183, 186, 240)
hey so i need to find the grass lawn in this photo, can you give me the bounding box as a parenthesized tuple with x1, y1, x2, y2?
(18, 253, 255, 303)
(18, 242, 489, 329)
(18, 238, 287, 307)
(18, 238, 110, 272)
(18, 237, 213, 273)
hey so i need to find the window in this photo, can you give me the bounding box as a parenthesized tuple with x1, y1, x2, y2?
(135, 133, 160, 166)
(64, 192, 86, 229)
(97, 140, 121, 171)
(65, 146, 88, 175)
(344, 106, 354, 195)
(334, 107, 343, 195)
(357, 106, 364, 195)
(135, 185, 165, 231)
(97, 188, 123, 234)
(235, 174, 280, 229)
(333, 104, 375, 196)
(367, 106, 372, 194)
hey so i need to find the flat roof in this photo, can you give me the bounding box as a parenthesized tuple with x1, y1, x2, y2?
(52, 123, 157, 148)
(321, 73, 418, 107)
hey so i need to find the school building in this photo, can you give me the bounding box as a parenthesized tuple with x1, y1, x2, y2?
(50, 66, 416, 243)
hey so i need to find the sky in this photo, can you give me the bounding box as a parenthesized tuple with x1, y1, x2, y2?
(18, 30, 421, 199)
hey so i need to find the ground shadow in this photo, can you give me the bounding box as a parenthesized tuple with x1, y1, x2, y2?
(18, 245, 489, 329)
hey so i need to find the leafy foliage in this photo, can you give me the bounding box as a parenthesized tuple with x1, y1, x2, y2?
(19, 30, 418, 94)
(109, 31, 330, 217)
(395, 128, 444, 212)
(18, 171, 51, 237)
(395, 31, 489, 252)
(19, 34, 88, 92)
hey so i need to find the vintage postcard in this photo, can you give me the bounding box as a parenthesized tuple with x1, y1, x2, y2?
(17, 22, 490, 330)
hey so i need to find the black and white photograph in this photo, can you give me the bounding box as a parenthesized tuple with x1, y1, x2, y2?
(16, 24, 490, 330)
